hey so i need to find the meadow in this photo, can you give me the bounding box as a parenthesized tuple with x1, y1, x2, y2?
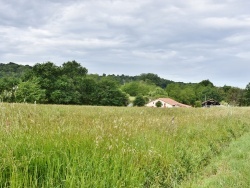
(0, 103, 250, 187)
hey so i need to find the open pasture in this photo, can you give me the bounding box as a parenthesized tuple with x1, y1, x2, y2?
(0, 103, 250, 187)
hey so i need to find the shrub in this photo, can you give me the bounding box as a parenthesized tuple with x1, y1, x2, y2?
(155, 101, 163, 107)
(133, 95, 146, 106)
(194, 101, 202, 108)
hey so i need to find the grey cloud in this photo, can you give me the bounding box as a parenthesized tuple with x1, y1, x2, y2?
(1, 0, 250, 87)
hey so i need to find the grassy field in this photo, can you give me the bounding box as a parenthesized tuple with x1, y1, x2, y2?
(181, 132, 250, 188)
(0, 103, 250, 187)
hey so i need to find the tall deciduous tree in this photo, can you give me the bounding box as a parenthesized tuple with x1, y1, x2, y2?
(93, 79, 129, 106)
(79, 78, 97, 105)
(29, 62, 60, 103)
(15, 79, 45, 103)
(51, 75, 81, 104)
(199, 80, 214, 87)
(61, 60, 88, 79)
(226, 87, 244, 106)
(24, 61, 88, 104)
(244, 83, 250, 106)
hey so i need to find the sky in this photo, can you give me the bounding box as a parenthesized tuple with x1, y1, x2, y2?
(1, 0, 250, 88)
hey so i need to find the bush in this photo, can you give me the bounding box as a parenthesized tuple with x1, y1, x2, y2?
(133, 95, 146, 106)
(194, 101, 202, 108)
(155, 101, 163, 107)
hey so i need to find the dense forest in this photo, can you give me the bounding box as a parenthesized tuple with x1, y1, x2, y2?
(0, 61, 250, 107)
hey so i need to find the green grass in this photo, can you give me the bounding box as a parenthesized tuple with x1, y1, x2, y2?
(0, 103, 250, 187)
(181, 132, 250, 188)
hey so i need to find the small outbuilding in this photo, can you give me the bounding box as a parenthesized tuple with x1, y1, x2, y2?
(202, 99, 220, 107)
(146, 98, 191, 108)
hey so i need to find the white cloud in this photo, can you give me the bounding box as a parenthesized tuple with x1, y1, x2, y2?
(132, 50, 177, 60)
(202, 17, 250, 29)
(235, 52, 250, 60)
(224, 33, 250, 43)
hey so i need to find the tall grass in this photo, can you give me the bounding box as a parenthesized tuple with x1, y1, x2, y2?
(0, 103, 250, 187)
(181, 132, 250, 188)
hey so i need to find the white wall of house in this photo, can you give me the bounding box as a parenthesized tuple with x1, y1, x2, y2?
(146, 100, 173, 108)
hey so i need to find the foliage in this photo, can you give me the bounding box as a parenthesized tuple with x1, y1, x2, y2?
(93, 79, 129, 106)
(15, 79, 45, 103)
(133, 95, 146, 106)
(0, 62, 31, 78)
(94, 73, 173, 88)
(79, 78, 97, 105)
(61, 60, 88, 78)
(194, 101, 202, 108)
(0, 77, 20, 102)
(243, 83, 250, 106)
(199, 79, 214, 87)
(138, 73, 172, 88)
(166, 82, 230, 106)
(148, 87, 168, 98)
(20, 61, 129, 106)
(166, 83, 197, 105)
(121, 81, 157, 96)
(28, 62, 60, 103)
(155, 100, 163, 107)
(225, 87, 244, 106)
(1, 62, 250, 106)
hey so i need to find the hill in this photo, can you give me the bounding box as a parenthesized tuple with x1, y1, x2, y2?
(0, 61, 248, 106)
(0, 62, 32, 78)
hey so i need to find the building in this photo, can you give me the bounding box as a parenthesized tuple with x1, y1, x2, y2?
(146, 98, 191, 108)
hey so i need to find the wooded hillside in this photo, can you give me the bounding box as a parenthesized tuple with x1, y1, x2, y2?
(0, 61, 249, 106)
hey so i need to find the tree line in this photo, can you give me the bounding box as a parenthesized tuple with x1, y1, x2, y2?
(0, 61, 250, 107)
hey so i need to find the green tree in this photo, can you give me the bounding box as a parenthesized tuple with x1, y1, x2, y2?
(148, 87, 168, 98)
(121, 82, 139, 96)
(51, 90, 81, 104)
(121, 81, 157, 96)
(93, 79, 129, 106)
(133, 95, 146, 107)
(138, 73, 172, 88)
(61, 60, 88, 79)
(15, 79, 45, 103)
(139, 73, 161, 85)
(28, 62, 59, 103)
(0, 77, 20, 102)
(24, 61, 88, 104)
(51, 75, 81, 104)
(201, 87, 223, 102)
(166, 83, 182, 101)
(0, 90, 13, 102)
(0, 62, 31, 78)
(99, 89, 128, 106)
(226, 87, 244, 106)
(79, 78, 97, 105)
(199, 79, 214, 87)
(179, 87, 196, 105)
(243, 83, 250, 106)
(0, 77, 20, 92)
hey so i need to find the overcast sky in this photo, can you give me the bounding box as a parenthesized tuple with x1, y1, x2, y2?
(1, 0, 250, 88)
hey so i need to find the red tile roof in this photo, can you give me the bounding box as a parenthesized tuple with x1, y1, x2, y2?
(158, 98, 191, 107)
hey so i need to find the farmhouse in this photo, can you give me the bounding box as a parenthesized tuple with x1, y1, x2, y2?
(146, 98, 191, 108)
(202, 99, 220, 107)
